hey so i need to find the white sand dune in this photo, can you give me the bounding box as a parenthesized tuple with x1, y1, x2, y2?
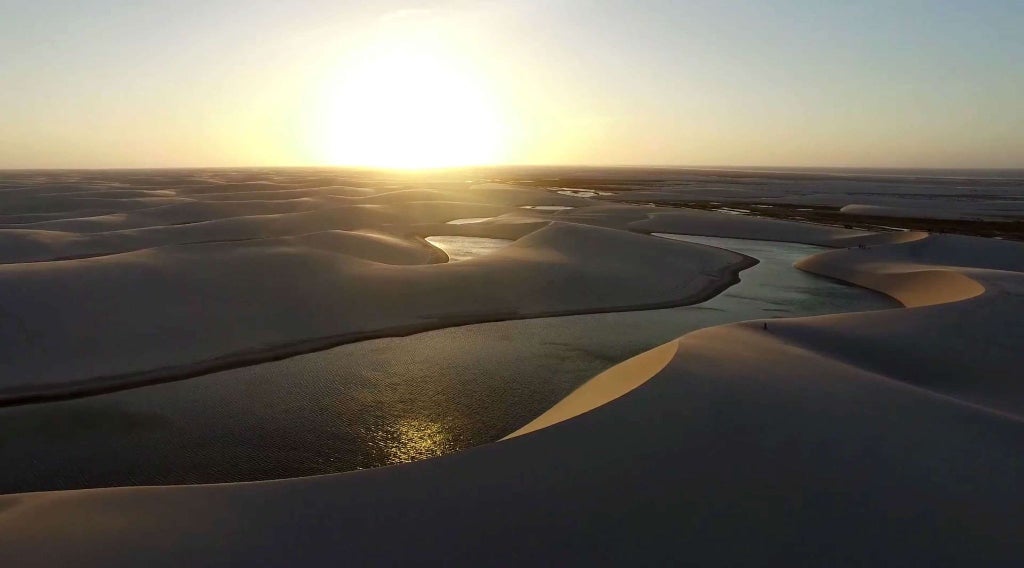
(1, 170, 1021, 565)
(0, 173, 803, 400)
(0, 221, 750, 401)
(0, 208, 121, 224)
(186, 185, 376, 200)
(629, 207, 873, 245)
(518, 231, 1022, 429)
(503, 338, 680, 438)
(171, 181, 296, 194)
(0, 205, 408, 264)
(2, 232, 1020, 565)
(383, 200, 513, 223)
(0, 195, 190, 217)
(0, 189, 567, 264)
(403, 215, 551, 240)
(0, 199, 332, 233)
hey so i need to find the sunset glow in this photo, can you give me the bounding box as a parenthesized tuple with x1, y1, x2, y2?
(2, 2, 1021, 169)
(315, 46, 504, 169)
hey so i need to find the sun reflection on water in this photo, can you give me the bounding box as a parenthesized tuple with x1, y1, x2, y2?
(378, 418, 455, 464)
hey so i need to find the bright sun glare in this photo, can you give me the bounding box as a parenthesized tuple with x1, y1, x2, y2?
(319, 47, 504, 169)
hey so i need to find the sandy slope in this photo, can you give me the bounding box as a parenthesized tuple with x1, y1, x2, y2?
(0, 221, 750, 401)
(1, 219, 1020, 565)
(629, 207, 883, 245)
(503, 338, 680, 438)
(1, 170, 1021, 565)
(0, 172, 775, 400)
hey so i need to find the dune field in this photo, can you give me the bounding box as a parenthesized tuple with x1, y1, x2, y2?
(0, 167, 1022, 565)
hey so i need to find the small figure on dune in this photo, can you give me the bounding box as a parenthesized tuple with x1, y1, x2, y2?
(762, 321, 768, 331)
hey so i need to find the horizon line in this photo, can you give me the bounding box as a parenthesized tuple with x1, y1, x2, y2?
(3, 163, 1024, 172)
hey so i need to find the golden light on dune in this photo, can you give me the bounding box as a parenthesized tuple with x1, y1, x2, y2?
(316, 46, 504, 169)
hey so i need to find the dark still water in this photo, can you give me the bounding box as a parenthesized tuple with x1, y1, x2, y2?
(0, 236, 897, 494)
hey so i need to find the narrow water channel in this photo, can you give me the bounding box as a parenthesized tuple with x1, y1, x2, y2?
(0, 236, 896, 494)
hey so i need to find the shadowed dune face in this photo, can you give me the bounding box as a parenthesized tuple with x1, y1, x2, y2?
(0, 222, 752, 399)
(0, 169, 1023, 565)
(0, 167, 973, 404)
(629, 208, 876, 246)
(0, 233, 898, 494)
(796, 232, 1024, 306)
(0, 170, 761, 401)
(0, 199, 333, 233)
(500, 232, 1024, 436)
(545, 232, 1024, 429)
(0, 204, 410, 264)
(1, 233, 1022, 566)
(779, 233, 1024, 416)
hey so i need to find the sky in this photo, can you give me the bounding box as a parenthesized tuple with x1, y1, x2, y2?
(1, 0, 1023, 169)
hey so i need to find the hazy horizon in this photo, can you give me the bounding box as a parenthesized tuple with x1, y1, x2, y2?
(3, 1, 1023, 169)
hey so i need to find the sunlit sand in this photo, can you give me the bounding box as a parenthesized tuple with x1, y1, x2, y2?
(424, 235, 513, 261)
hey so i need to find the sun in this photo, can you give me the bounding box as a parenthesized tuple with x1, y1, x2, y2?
(316, 47, 504, 169)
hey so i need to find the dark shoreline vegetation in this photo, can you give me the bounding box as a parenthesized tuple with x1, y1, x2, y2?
(630, 200, 1024, 241)
(503, 165, 1024, 185)
(484, 167, 1024, 240)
